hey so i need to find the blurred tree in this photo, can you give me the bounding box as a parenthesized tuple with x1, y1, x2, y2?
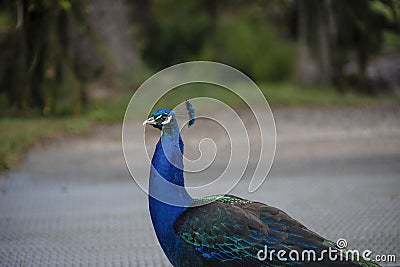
(138, 0, 296, 81)
(296, 0, 399, 93)
(201, 13, 296, 82)
(83, 0, 136, 72)
(0, 0, 90, 115)
(141, 0, 214, 69)
(370, 0, 400, 52)
(2, 0, 397, 111)
(201, 1, 296, 82)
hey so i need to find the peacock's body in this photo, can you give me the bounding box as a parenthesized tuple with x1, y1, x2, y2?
(143, 104, 379, 267)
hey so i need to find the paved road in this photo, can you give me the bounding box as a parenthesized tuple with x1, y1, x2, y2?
(0, 105, 399, 266)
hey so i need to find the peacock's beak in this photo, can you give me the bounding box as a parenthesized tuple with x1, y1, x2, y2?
(143, 117, 155, 126)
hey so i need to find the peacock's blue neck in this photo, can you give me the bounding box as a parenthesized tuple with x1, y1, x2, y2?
(148, 118, 193, 260)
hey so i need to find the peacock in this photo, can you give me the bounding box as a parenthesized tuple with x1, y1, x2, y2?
(143, 101, 379, 267)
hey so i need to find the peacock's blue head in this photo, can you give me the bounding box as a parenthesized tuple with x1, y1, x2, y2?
(143, 109, 173, 130)
(143, 101, 195, 131)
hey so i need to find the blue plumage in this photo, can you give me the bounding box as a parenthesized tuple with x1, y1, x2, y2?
(143, 103, 379, 267)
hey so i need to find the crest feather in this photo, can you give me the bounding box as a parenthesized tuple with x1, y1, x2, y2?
(185, 100, 195, 128)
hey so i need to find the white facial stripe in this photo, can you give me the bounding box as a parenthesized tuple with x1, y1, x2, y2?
(143, 117, 155, 125)
(161, 115, 172, 124)
(154, 114, 162, 120)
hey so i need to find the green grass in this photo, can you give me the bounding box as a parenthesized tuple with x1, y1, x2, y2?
(151, 82, 400, 110)
(262, 83, 400, 107)
(1, 82, 399, 172)
(86, 92, 132, 122)
(0, 91, 131, 172)
(0, 118, 92, 171)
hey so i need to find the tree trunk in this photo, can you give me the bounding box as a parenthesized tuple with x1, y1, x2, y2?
(296, 0, 320, 85)
(84, 0, 137, 72)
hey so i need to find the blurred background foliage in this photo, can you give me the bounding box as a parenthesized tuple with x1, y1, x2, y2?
(1, 0, 400, 116)
(0, 0, 400, 169)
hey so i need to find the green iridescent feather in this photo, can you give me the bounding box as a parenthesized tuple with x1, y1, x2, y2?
(174, 195, 380, 267)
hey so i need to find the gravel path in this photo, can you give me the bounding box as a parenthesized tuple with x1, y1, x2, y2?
(0, 105, 399, 266)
